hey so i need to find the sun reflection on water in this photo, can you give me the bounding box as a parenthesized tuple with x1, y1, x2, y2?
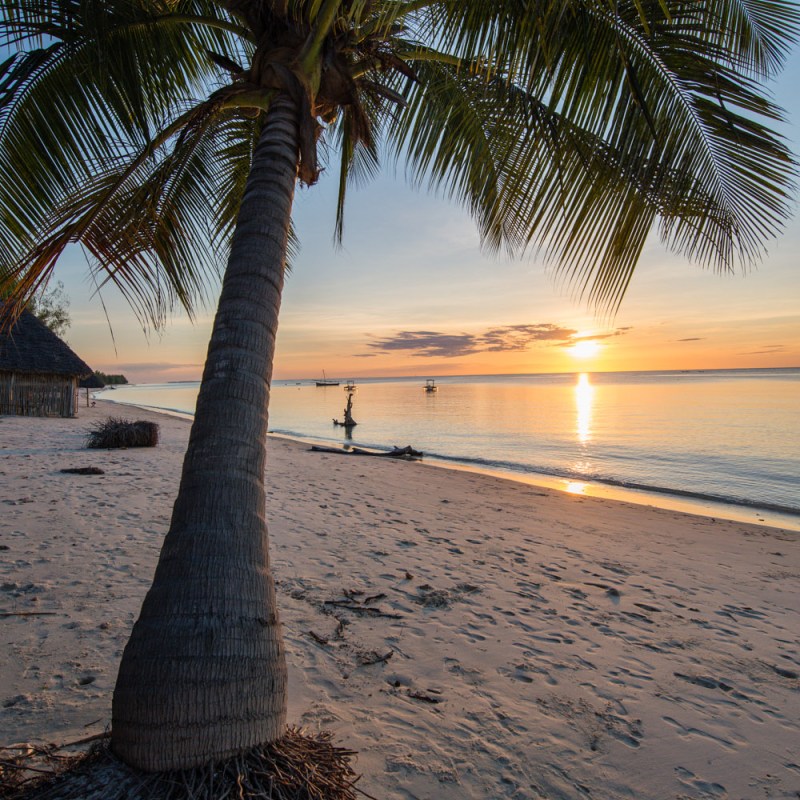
(575, 373, 594, 444)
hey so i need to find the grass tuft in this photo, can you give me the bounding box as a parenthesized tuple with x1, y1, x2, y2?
(86, 418, 159, 449)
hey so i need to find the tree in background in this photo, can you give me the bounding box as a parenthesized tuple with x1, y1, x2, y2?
(94, 370, 129, 385)
(0, 0, 797, 781)
(27, 280, 71, 337)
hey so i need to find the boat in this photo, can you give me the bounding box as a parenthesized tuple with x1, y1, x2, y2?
(316, 370, 339, 387)
(424, 378, 437, 392)
(343, 380, 357, 391)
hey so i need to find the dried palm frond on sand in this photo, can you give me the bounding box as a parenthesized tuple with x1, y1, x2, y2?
(0, 728, 366, 800)
(86, 418, 159, 449)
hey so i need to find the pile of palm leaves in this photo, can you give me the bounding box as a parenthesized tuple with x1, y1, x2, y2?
(0, 728, 364, 800)
(85, 418, 159, 449)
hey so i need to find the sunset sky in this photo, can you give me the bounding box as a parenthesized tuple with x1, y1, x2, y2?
(55, 46, 800, 384)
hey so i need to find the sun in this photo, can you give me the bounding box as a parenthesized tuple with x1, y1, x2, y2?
(570, 340, 601, 359)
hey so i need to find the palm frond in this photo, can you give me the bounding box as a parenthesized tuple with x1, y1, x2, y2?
(0, 0, 252, 318)
(1, 0, 798, 323)
(329, 83, 384, 243)
(393, 1, 797, 307)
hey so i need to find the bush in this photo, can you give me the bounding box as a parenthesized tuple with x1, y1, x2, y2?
(86, 417, 159, 449)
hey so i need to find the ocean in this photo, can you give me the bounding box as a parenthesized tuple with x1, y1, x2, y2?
(100, 368, 800, 529)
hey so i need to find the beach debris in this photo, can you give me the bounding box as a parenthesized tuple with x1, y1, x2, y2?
(307, 630, 330, 646)
(414, 587, 452, 608)
(407, 689, 443, 704)
(413, 583, 480, 609)
(85, 417, 159, 449)
(59, 467, 105, 475)
(333, 388, 357, 427)
(322, 600, 402, 619)
(0, 611, 58, 618)
(0, 728, 362, 800)
(322, 590, 403, 619)
(310, 444, 422, 460)
(357, 649, 394, 666)
(0, 733, 109, 797)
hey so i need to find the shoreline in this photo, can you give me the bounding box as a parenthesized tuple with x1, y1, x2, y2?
(423, 456, 800, 532)
(2, 400, 798, 799)
(100, 394, 800, 532)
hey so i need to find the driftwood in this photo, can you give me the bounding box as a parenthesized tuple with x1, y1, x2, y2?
(0, 611, 58, 618)
(333, 390, 357, 427)
(60, 467, 105, 475)
(310, 445, 423, 460)
(321, 601, 403, 619)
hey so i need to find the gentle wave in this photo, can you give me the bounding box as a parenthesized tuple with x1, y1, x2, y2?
(426, 453, 800, 516)
(269, 426, 800, 517)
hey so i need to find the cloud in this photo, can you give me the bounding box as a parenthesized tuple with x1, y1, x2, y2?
(479, 324, 577, 351)
(366, 331, 480, 358)
(553, 327, 632, 347)
(364, 324, 632, 358)
(740, 345, 785, 355)
(676, 337, 704, 342)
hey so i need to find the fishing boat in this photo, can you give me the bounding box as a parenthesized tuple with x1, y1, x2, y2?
(343, 380, 357, 391)
(316, 370, 339, 387)
(424, 378, 437, 392)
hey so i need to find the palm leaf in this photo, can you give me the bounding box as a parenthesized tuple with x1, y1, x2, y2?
(393, 1, 797, 308)
(0, 0, 250, 315)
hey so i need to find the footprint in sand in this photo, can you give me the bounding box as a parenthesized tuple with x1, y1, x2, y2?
(662, 716, 736, 750)
(674, 766, 726, 797)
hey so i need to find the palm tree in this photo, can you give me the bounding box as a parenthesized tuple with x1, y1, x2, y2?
(1, 0, 797, 774)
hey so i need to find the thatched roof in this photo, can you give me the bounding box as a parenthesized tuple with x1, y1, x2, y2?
(0, 309, 93, 378)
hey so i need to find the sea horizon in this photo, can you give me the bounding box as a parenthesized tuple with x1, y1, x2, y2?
(98, 366, 800, 531)
(159, 365, 800, 384)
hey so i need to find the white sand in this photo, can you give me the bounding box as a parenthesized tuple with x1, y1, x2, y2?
(1, 401, 798, 799)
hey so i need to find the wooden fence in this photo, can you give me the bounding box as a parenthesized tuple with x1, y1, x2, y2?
(0, 372, 78, 417)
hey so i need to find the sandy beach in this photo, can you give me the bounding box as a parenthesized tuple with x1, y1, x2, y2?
(1, 401, 798, 799)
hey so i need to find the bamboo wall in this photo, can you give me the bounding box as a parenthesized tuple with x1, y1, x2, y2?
(0, 371, 78, 417)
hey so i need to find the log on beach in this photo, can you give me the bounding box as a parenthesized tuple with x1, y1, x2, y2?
(310, 444, 423, 460)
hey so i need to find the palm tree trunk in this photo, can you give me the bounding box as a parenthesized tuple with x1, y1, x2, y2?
(111, 94, 299, 772)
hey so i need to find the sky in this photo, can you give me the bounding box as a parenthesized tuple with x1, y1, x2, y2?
(53, 45, 800, 384)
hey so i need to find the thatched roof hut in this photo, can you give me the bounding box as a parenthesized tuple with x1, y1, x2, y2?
(0, 309, 93, 417)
